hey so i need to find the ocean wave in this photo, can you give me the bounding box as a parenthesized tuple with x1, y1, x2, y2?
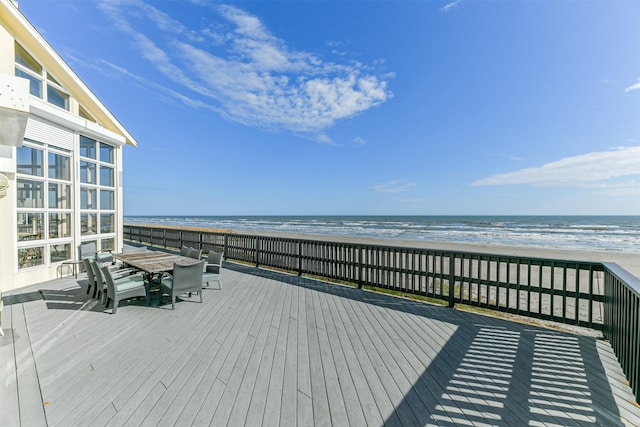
(124, 216, 640, 253)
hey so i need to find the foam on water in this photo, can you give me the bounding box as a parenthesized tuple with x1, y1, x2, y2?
(125, 215, 640, 253)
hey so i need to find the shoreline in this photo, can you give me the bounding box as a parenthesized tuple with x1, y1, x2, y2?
(126, 223, 640, 278)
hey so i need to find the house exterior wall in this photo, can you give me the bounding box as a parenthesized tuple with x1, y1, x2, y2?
(0, 1, 134, 291)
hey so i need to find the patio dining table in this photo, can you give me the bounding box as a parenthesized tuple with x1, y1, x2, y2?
(112, 251, 201, 277)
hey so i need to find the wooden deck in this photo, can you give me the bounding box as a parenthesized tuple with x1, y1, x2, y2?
(1, 261, 639, 426)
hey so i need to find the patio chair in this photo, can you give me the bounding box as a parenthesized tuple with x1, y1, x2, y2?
(100, 265, 149, 314)
(188, 247, 202, 260)
(202, 251, 223, 289)
(180, 246, 190, 257)
(79, 241, 112, 264)
(122, 245, 148, 254)
(83, 258, 98, 297)
(90, 258, 143, 303)
(158, 261, 205, 310)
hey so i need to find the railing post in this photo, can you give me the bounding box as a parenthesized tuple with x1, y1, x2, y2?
(223, 234, 229, 257)
(298, 241, 302, 276)
(255, 236, 260, 267)
(357, 245, 364, 289)
(448, 254, 455, 308)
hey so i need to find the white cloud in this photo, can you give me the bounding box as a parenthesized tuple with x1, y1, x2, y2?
(472, 146, 640, 195)
(440, 1, 462, 13)
(353, 137, 367, 146)
(625, 78, 640, 92)
(98, 0, 393, 136)
(371, 180, 417, 193)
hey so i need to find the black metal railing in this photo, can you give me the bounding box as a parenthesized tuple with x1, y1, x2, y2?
(123, 224, 639, 402)
(602, 263, 640, 402)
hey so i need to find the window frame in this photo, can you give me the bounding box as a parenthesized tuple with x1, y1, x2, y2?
(16, 140, 74, 270)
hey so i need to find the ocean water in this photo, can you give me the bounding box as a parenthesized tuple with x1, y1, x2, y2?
(124, 215, 640, 254)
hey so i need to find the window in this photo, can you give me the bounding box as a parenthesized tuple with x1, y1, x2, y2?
(18, 246, 44, 269)
(101, 238, 115, 252)
(48, 183, 71, 209)
(17, 145, 43, 176)
(79, 106, 96, 122)
(100, 143, 114, 164)
(15, 42, 43, 97)
(50, 243, 71, 263)
(17, 213, 44, 241)
(48, 152, 70, 180)
(80, 135, 117, 251)
(81, 213, 97, 235)
(15, 42, 41, 74)
(17, 179, 44, 208)
(100, 190, 114, 210)
(100, 214, 115, 234)
(47, 84, 69, 110)
(80, 187, 97, 209)
(80, 136, 96, 159)
(100, 166, 114, 187)
(17, 141, 73, 268)
(49, 213, 72, 239)
(15, 42, 69, 111)
(80, 161, 96, 184)
(15, 67, 42, 98)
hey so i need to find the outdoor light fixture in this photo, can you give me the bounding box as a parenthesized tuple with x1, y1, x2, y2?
(0, 74, 29, 147)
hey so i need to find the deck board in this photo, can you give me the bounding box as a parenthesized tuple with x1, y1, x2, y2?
(1, 259, 639, 427)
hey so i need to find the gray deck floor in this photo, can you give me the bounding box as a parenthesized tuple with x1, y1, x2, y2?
(1, 261, 639, 426)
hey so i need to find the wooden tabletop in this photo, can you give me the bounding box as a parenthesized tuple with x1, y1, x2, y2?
(113, 252, 201, 274)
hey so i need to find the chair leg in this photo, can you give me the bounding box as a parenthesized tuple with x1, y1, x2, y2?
(112, 299, 119, 314)
(105, 297, 111, 308)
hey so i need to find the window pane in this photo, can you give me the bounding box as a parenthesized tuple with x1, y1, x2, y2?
(100, 213, 115, 234)
(80, 161, 96, 184)
(50, 243, 71, 263)
(49, 213, 71, 238)
(47, 84, 69, 110)
(17, 146, 43, 176)
(48, 152, 70, 180)
(15, 67, 42, 97)
(15, 42, 42, 74)
(80, 187, 97, 209)
(17, 212, 44, 241)
(81, 213, 97, 235)
(100, 166, 114, 187)
(18, 246, 44, 269)
(100, 143, 114, 164)
(100, 190, 114, 210)
(101, 238, 115, 252)
(17, 179, 44, 208)
(80, 136, 96, 159)
(48, 183, 72, 209)
(79, 106, 95, 122)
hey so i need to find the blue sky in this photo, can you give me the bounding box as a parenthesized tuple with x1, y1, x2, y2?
(19, 0, 640, 215)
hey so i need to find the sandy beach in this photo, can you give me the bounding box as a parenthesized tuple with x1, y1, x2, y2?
(230, 228, 640, 279)
(133, 223, 639, 279)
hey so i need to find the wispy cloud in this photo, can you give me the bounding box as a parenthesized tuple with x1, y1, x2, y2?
(625, 78, 640, 92)
(97, 0, 393, 137)
(440, 1, 462, 13)
(472, 146, 640, 196)
(353, 136, 367, 146)
(371, 180, 417, 193)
